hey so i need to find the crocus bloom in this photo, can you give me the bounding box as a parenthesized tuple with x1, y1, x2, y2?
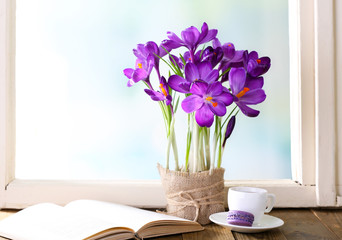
(168, 61, 219, 93)
(144, 77, 172, 105)
(181, 81, 234, 127)
(162, 22, 218, 54)
(124, 41, 165, 87)
(123, 56, 154, 87)
(222, 115, 236, 148)
(247, 51, 271, 77)
(201, 46, 223, 68)
(229, 67, 266, 117)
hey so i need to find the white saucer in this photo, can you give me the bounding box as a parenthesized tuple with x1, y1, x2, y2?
(209, 212, 284, 233)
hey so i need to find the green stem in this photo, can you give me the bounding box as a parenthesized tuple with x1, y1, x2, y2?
(217, 132, 223, 168)
(192, 118, 200, 173)
(204, 127, 211, 171)
(185, 113, 192, 171)
(170, 117, 179, 171)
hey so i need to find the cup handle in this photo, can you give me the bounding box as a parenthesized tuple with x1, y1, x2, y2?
(265, 193, 276, 213)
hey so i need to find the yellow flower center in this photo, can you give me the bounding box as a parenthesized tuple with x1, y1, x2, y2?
(138, 63, 142, 68)
(236, 87, 250, 98)
(205, 96, 218, 107)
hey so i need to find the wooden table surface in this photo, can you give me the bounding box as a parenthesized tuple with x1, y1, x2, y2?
(0, 208, 342, 239)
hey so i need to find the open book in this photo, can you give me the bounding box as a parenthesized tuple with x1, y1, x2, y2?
(0, 200, 204, 240)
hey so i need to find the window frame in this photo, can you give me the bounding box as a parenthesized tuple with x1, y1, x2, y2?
(0, 0, 339, 209)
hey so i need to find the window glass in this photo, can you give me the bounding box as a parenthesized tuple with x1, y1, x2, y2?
(15, 0, 290, 180)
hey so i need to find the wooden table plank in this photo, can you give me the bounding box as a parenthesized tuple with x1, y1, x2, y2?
(311, 209, 342, 239)
(233, 229, 286, 240)
(182, 224, 235, 240)
(271, 209, 340, 240)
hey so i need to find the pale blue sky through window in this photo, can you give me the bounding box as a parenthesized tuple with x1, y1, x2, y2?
(15, 0, 290, 180)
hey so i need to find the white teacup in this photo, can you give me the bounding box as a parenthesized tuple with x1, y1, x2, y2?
(228, 187, 276, 225)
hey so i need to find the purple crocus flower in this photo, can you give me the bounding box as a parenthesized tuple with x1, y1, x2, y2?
(124, 41, 166, 87)
(123, 56, 154, 87)
(201, 46, 223, 68)
(162, 22, 218, 55)
(247, 51, 271, 77)
(168, 61, 219, 93)
(229, 67, 266, 117)
(144, 77, 172, 105)
(222, 115, 236, 148)
(181, 81, 234, 127)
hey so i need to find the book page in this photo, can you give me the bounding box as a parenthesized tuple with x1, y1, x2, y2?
(65, 200, 192, 232)
(0, 203, 133, 240)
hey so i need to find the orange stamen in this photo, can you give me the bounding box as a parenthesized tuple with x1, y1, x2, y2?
(160, 84, 167, 97)
(138, 63, 142, 68)
(228, 44, 232, 47)
(257, 59, 261, 64)
(236, 87, 250, 98)
(205, 96, 218, 107)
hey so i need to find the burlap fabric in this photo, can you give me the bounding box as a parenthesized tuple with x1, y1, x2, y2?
(157, 164, 225, 225)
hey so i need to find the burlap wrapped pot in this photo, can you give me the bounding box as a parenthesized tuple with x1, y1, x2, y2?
(157, 164, 225, 225)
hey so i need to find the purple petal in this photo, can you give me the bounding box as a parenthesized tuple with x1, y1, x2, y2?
(195, 105, 214, 127)
(181, 26, 200, 48)
(236, 102, 260, 117)
(166, 95, 172, 105)
(197, 22, 208, 44)
(247, 59, 258, 73)
(248, 51, 259, 60)
(222, 42, 235, 60)
(145, 41, 159, 55)
(239, 89, 266, 105)
(214, 92, 234, 106)
(212, 38, 221, 48)
(245, 77, 264, 90)
(144, 89, 165, 101)
(127, 79, 134, 87)
(167, 31, 183, 44)
(123, 68, 134, 79)
(161, 39, 182, 50)
(197, 61, 212, 80)
(132, 68, 148, 82)
(204, 69, 219, 83)
(178, 83, 191, 93)
(248, 57, 271, 77)
(208, 101, 226, 116)
(229, 67, 246, 95)
(185, 63, 200, 82)
(207, 81, 223, 96)
(222, 115, 236, 147)
(225, 116, 236, 139)
(190, 81, 208, 96)
(199, 27, 218, 45)
(168, 75, 189, 93)
(181, 95, 204, 113)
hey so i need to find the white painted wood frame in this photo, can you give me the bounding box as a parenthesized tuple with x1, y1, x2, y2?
(314, 0, 337, 206)
(0, 0, 340, 209)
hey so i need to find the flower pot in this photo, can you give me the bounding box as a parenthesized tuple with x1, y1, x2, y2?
(157, 164, 225, 225)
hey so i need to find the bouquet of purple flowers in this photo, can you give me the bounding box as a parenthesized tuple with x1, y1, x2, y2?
(124, 22, 270, 173)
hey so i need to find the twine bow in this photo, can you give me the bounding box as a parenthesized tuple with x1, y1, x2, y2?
(164, 180, 224, 222)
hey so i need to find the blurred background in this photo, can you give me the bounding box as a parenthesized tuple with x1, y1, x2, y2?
(15, 0, 291, 180)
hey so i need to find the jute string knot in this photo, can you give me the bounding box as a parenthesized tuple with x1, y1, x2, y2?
(165, 180, 224, 222)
